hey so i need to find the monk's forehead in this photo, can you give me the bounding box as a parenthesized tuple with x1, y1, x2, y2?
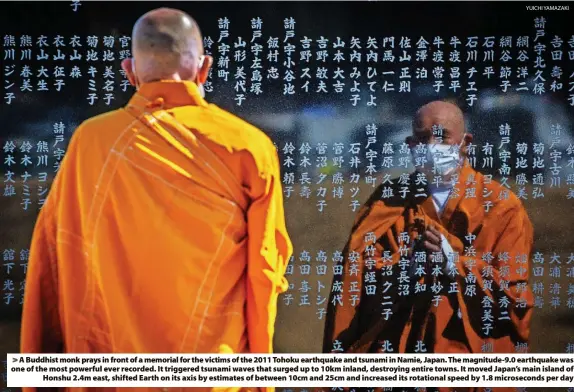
(413, 104, 464, 136)
(415, 113, 457, 130)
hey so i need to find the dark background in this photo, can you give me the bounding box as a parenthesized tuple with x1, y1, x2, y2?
(1, 1, 573, 129)
(1, 1, 574, 391)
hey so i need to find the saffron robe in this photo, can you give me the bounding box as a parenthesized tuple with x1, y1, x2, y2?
(322, 162, 534, 392)
(21, 80, 293, 392)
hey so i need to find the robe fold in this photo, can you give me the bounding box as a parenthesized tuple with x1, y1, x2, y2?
(21, 80, 292, 392)
(321, 163, 534, 392)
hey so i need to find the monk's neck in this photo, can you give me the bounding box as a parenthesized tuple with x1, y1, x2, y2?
(428, 181, 454, 193)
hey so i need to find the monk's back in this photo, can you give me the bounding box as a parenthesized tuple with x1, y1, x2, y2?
(50, 82, 276, 355)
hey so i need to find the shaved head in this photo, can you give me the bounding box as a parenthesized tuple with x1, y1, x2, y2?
(407, 100, 473, 180)
(411, 100, 467, 145)
(132, 8, 204, 83)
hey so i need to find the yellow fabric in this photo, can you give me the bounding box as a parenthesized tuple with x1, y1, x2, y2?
(21, 80, 293, 392)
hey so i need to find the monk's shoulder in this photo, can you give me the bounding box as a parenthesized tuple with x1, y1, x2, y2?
(47, 109, 129, 196)
(348, 179, 407, 240)
(368, 178, 409, 207)
(201, 103, 278, 170)
(77, 109, 128, 131)
(477, 173, 525, 213)
(351, 179, 407, 225)
(72, 109, 131, 150)
(205, 104, 274, 147)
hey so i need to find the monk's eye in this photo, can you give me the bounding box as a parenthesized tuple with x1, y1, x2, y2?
(416, 136, 431, 144)
(436, 135, 453, 145)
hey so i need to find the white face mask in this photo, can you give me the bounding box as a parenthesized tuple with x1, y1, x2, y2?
(411, 137, 465, 178)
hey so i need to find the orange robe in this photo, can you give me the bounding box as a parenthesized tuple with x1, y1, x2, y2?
(20, 80, 292, 392)
(322, 163, 534, 392)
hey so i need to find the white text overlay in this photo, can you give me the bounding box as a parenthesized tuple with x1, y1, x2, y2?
(7, 354, 574, 388)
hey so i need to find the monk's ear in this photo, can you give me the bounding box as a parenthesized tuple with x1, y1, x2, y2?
(197, 55, 213, 84)
(405, 136, 414, 147)
(464, 133, 473, 144)
(121, 58, 137, 87)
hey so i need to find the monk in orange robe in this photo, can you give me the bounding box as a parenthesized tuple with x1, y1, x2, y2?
(321, 101, 534, 392)
(21, 7, 292, 387)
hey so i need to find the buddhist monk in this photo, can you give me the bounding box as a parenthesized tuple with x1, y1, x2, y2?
(321, 101, 534, 392)
(21, 6, 292, 386)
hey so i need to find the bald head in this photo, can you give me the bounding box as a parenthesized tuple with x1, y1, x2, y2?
(132, 8, 204, 82)
(408, 101, 473, 180)
(412, 101, 466, 145)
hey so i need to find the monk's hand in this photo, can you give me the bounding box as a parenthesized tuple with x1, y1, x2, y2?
(423, 225, 442, 253)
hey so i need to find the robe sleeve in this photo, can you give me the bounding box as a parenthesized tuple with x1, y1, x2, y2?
(322, 202, 403, 353)
(20, 186, 63, 392)
(245, 148, 293, 355)
(20, 191, 62, 360)
(21, 129, 82, 362)
(321, 203, 372, 353)
(322, 246, 365, 352)
(443, 204, 534, 346)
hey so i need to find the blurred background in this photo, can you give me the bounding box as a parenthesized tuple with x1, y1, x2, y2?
(1, 1, 574, 391)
